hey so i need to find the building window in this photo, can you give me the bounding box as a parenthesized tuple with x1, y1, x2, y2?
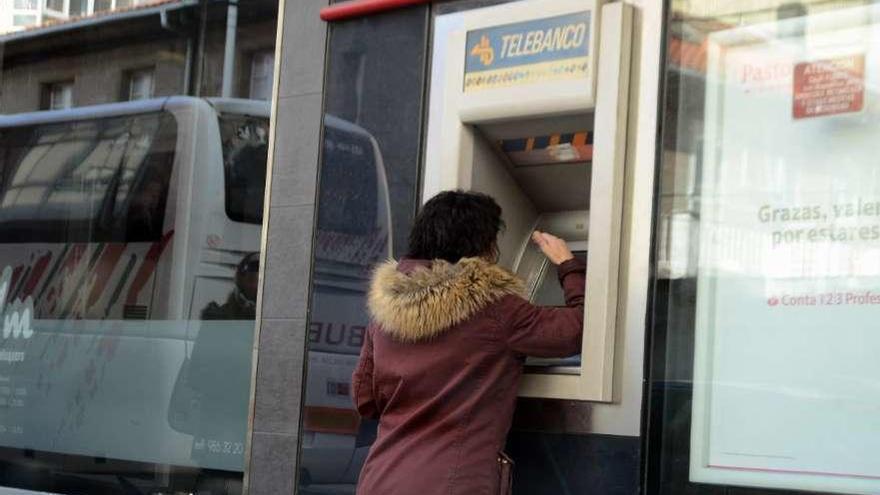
(248, 50, 274, 100)
(297, 8, 428, 493)
(125, 67, 155, 101)
(12, 14, 38, 27)
(69, 0, 88, 16)
(14, 0, 39, 9)
(41, 80, 74, 110)
(93, 0, 112, 12)
(44, 0, 64, 12)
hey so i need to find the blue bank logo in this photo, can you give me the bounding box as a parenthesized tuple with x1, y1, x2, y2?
(465, 11, 591, 74)
(463, 11, 592, 92)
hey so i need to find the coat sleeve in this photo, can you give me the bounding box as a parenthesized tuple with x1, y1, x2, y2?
(351, 323, 379, 419)
(503, 258, 586, 357)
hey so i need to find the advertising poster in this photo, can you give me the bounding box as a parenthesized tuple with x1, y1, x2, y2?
(690, 6, 880, 494)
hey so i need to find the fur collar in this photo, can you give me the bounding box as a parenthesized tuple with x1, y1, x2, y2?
(368, 257, 525, 342)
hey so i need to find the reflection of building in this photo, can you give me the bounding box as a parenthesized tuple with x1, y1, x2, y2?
(670, 0, 868, 26)
(1, 0, 278, 114)
(1, 0, 169, 34)
(658, 0, 874, 278)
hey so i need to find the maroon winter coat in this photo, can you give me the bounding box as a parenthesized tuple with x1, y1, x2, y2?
(352, 256, 586, 495)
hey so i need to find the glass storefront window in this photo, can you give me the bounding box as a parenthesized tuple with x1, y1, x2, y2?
(297, 7, 428, 494)
(0, 1, 277, 493)
(648, 1, 880, 494)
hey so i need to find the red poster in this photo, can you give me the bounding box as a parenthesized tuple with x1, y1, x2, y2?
(793, 54, 865, 119)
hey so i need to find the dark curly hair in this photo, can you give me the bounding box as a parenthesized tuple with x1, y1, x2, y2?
(407, 190, 504, 263)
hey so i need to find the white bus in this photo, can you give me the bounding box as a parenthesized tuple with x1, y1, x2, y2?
(0, 97, 390, 493)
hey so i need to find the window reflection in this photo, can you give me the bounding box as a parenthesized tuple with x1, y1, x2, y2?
(649, 2, 880, 494)
(0, 113, 174, 244)
(0, 0, 277, 490)
(301, 115, 391, 491)
(220, 114, 270, 224)
(299, 8, 427, 493)
(0, 99, 265, 494)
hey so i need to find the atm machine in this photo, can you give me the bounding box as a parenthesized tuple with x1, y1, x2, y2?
(425, 0, 631, 401)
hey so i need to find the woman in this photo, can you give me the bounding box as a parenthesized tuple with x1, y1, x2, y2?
(353, 190, 585, 495)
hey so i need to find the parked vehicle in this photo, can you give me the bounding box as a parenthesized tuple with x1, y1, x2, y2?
(0, 97, 390, 493)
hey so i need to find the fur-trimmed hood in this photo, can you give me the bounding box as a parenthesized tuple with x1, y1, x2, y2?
(368, 257, 525, 342)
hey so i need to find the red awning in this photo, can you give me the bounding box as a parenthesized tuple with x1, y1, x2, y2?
(320, 0, 431, 22)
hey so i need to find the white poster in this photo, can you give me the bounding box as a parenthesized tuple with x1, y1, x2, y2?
(691, 5, 880, 495)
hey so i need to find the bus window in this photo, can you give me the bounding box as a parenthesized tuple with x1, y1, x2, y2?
(0, 112, 177, 243)
(219, 114, 269, 224)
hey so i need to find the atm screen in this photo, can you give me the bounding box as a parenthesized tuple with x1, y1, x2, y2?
(525, 251, 586, 371)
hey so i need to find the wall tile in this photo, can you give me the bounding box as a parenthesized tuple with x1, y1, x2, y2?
(277, 0, 329, 98)
(269, 94, 322, 208)
(248, 432, 298, 494)
(260, 204, 314, 319)
(253, 318, 307, 435)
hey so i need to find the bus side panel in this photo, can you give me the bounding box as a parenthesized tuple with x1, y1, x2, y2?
(0, 242, 166, 321)
(0, 238, 199, 467)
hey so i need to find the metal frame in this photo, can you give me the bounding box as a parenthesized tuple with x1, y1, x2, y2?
(519, 1, 632, 402)
(320, 0, 429, 21)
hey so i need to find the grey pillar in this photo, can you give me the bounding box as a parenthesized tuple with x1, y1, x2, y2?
(244, 0, 328, 493)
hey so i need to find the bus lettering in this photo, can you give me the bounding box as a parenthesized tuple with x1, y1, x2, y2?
(0, 267, 35, 340)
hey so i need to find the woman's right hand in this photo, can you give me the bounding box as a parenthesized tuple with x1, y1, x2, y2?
(531, 231, 574, 265)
